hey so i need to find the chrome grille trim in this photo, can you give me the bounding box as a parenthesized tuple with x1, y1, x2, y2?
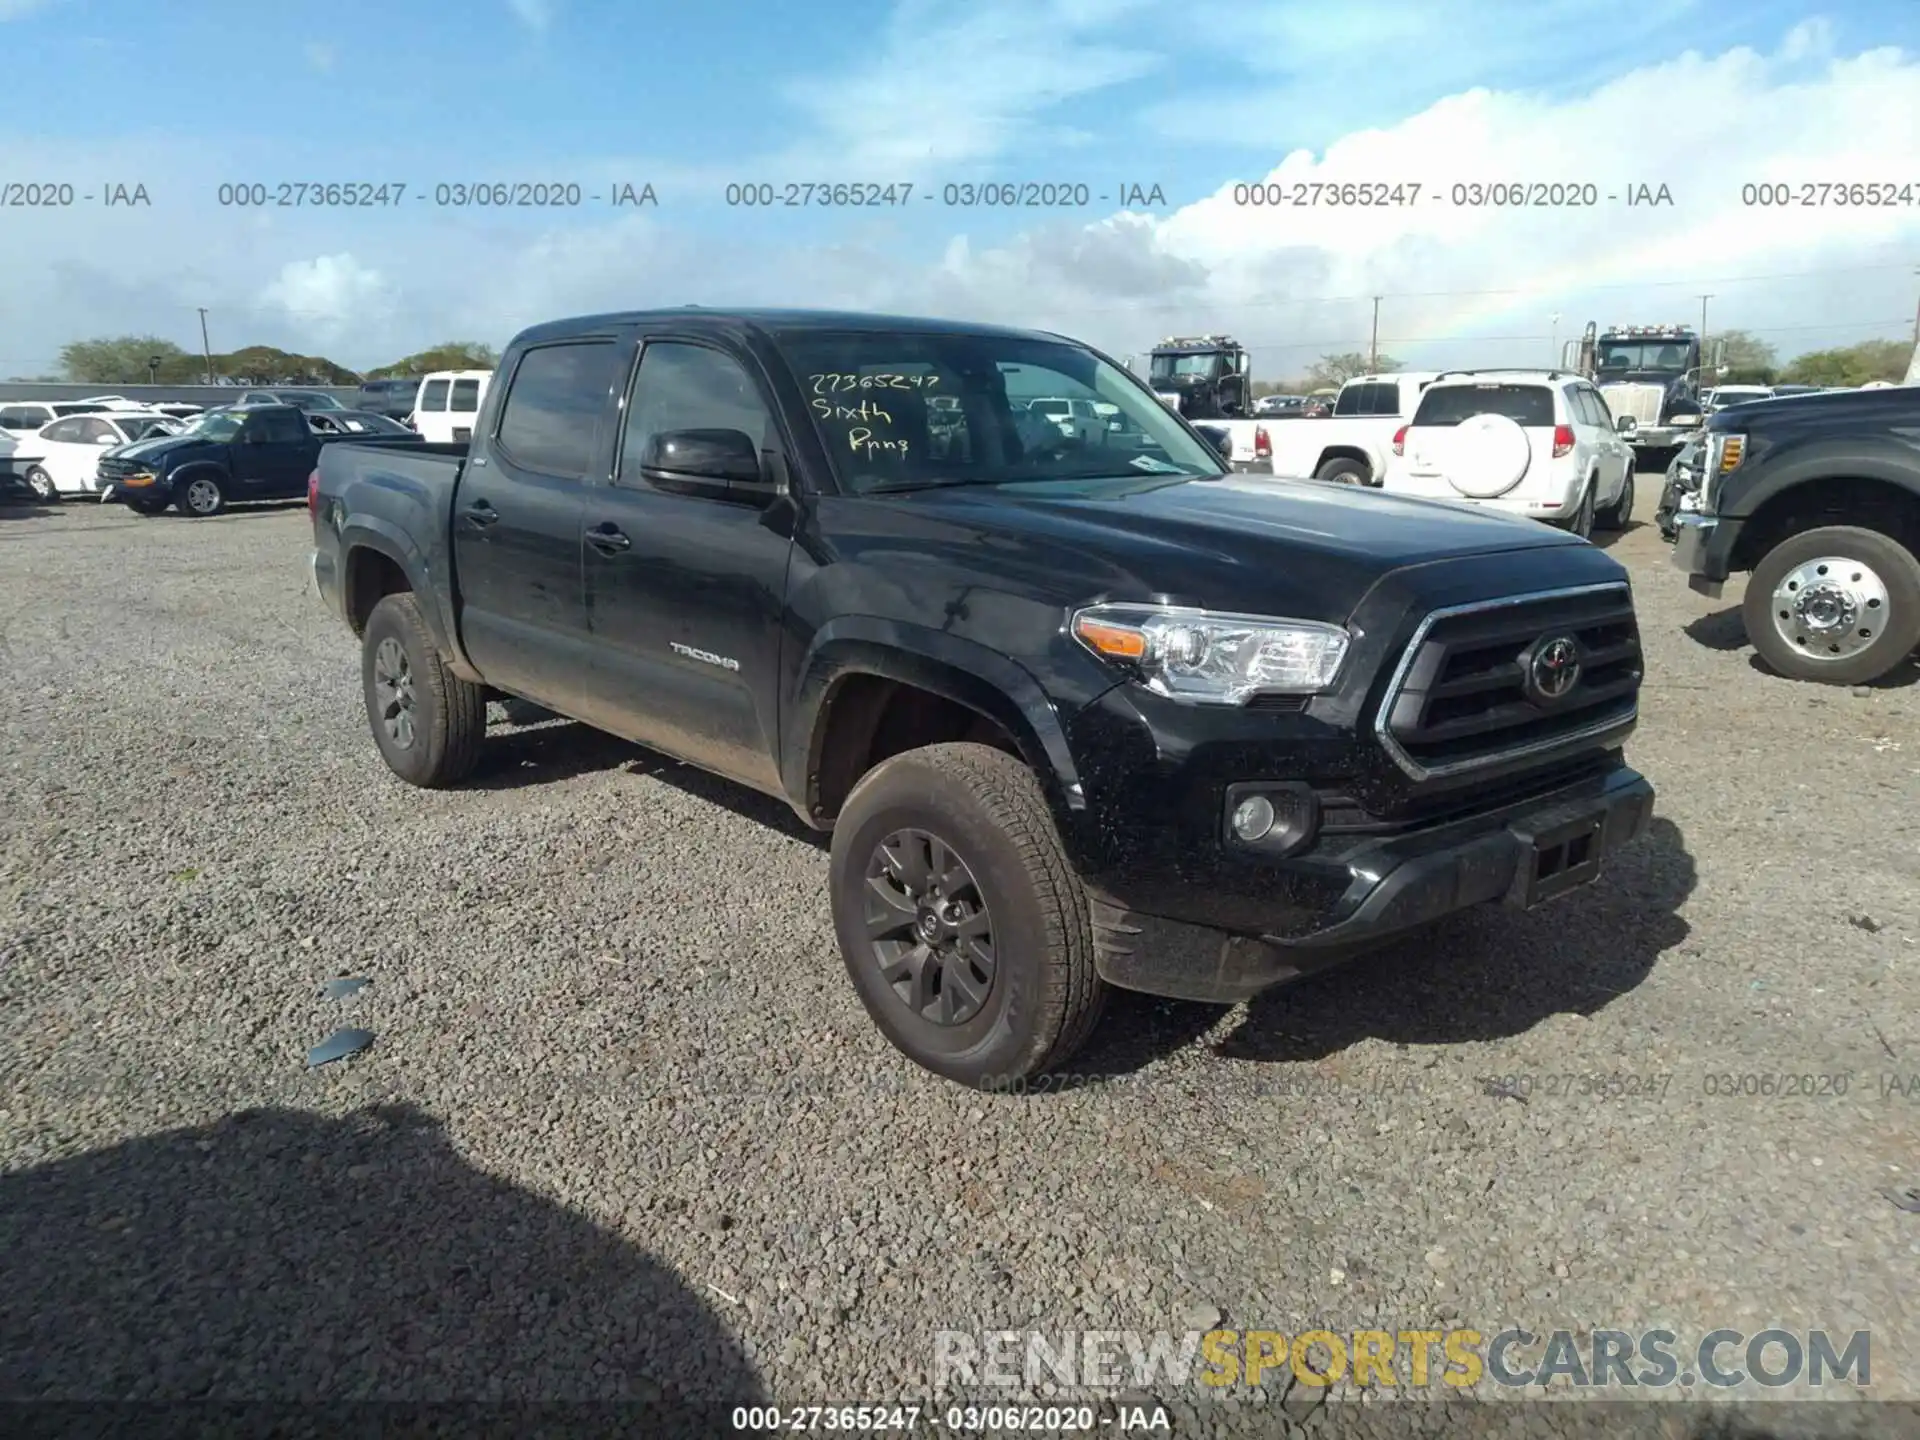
(1373, 582, 1639, 782)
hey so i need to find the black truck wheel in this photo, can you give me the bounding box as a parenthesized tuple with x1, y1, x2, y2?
(828, 742, 1106, 1088)
(1744, 526, 1920, 685)
(362, 593, 487, 786)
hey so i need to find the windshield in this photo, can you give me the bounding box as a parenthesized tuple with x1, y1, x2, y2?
(1596, 340, 1692, 371)
(777, 332, 1222, 494)
(1412, 383, 1556, 428)
(121, 417, 182, 438)
(1148, 352, 1227, 381)
(184, 412, 243, 440)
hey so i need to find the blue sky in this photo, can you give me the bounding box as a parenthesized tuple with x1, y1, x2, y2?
(2, 0, 1918, 376)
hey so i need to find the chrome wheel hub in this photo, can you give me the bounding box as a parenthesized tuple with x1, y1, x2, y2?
(1770, 556, 1888, 660)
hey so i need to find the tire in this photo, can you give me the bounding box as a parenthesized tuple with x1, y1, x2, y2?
(25, 468, 58, 503)
(361, 592, 487, 787)
(175, 474, 225, 517)
(1559, 480, 1595, 539)
(828, 742, 1106, 1088)
(1314, 457, 1369, 485)
(1743, 526, 1920, 686)
(1594, 470, 1634, 531)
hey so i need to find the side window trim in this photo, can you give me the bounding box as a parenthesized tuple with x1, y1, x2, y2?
(611, 335, 790, 496)
(491, 339, 619, 481)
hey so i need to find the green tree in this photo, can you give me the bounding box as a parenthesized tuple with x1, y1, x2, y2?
(367, 342, 499, 377)
(1307, 351, 1401, 388)
(1779, 339, 1913, 387)
(59, 336, 193, 384)
(1712, 328, 1776, 372)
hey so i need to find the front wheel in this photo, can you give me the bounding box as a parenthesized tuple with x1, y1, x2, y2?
(176, 475, 225, 517)
(361, 592, 487, 786)
(828, 742, 1106, 1088)
(25, 467, 58, 502)
(1743, 526, 1920, 685)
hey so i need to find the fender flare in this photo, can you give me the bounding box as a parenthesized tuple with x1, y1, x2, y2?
(337, 516, 470, 673)
(784, 618, 1087, 823)
(1724, 441, 1920, 521)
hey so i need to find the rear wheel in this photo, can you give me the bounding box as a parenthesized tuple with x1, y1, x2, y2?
(25, 467, 58, 502)
(828, 742, 1106, 1088)
(1744, 526, 1920, 685)
(1314, 457, 1369, 485)
(1594, 470, 1634, 531)
(1559, 481, 1595, 539)
(362, 592, 487, 786)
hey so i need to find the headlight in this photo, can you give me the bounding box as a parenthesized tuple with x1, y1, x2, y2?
(1700, 431, 1746, 514)
(1070, 604, 1350, 703)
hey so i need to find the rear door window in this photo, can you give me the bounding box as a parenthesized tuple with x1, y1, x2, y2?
(419, 379, 450, 412)
(1412, 383, 1556, 428)
(1334, 382, 1400, 417)
(450, 378, 481, 413)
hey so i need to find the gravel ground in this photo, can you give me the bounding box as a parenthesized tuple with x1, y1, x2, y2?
(1, 479, 1917, 1438)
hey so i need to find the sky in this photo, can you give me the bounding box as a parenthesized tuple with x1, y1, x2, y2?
(1, 0, 1918, 380)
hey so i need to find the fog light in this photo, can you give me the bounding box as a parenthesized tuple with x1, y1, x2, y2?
(1231, 795, 1276, 841)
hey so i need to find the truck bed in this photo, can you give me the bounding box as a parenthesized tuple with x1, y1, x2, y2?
(312, 440, 471, 646)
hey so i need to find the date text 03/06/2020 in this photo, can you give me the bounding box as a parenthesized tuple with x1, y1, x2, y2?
(211, 182, 658, 208)
(1228, 180, 1677, 208)
(721, 181, 1168, 208)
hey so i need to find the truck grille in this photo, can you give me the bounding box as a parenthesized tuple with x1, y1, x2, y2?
(1599, 383, 1664, 427)
(96, 456, 151, 482)
(1375, 584, 1641, 780)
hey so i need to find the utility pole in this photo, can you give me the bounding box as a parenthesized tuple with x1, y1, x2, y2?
(1368, 296, 1381, 370)
(197, 308, 214, 385)
(1910, 267, 1919, 348)
(1550, 313, 1560, 366)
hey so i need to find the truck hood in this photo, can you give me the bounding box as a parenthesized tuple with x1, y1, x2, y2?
(871, 473, 1589, 624)
(109, 434, 222, 465)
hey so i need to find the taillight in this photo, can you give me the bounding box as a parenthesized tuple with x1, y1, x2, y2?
(307, 469, 320, 515)
(1552, 425, 1575, 457)
(1392, 425, 1408, 455)
(1254, 425, 1271, 458)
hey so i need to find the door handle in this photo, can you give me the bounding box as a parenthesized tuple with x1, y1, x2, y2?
(586, 523, 631, 553)
(464, 500, 499, 529)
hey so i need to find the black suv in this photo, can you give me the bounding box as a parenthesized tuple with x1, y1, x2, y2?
(1672, 386, 1920, 684)
(313, 308, 1655, 1087)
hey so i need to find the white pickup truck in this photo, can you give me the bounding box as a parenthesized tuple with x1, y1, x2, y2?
(1203, 372, 1439, 484)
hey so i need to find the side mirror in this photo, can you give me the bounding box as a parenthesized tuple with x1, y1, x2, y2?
(639, 427, 772, 501)
(1615, 414, 1637, 433)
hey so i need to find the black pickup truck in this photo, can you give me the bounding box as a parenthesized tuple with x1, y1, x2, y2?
(1671, 385, 1920, 684)
(100, 404, 424, 517)
(312, 308, 1655, 1088)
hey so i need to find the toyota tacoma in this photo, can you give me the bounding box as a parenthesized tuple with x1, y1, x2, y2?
(311, 308, 1656, 1088)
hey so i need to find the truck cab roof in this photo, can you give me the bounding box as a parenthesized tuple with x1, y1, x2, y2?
(512, 307, 1069, 349)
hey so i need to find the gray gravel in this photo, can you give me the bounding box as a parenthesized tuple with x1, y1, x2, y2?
(1, 483, 1917, 1436)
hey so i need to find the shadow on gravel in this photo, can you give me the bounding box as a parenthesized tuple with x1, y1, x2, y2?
(0, 1103, 765, 1422)
(1685, 605, 1749, 652)
(1206, 814, 1696, 1065)
(1587, 518, 1645, 551)
(0, 495, 57, 520)
(470, 719, 825, 848)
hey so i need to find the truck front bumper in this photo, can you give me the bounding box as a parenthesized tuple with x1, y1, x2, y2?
(1087, 765, 1655, 1004)
(1670, 512, 1741, 597)
(1627, 426, 1697, 452)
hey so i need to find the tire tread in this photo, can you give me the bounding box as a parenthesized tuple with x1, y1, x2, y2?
(365, 592, 486, 786)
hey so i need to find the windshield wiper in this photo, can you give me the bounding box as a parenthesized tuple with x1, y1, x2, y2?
(861, 477, 1000, 495)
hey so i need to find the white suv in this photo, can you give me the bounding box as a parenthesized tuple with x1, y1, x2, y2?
(1381, 370, 1635, 536)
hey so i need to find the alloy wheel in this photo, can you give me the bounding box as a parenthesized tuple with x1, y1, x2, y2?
(860, 828, 997, 1027)
(372, 636, 419, 749)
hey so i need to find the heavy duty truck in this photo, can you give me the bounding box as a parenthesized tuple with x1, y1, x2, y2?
(1560, 322, 1725, 466)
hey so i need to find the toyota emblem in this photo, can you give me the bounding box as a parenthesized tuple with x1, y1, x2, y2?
(1527, 635, 1582, 702)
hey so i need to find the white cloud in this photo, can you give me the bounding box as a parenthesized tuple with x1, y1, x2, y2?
(0, 21, 1916, 380)
(304, 41, 336, 73)
(0, 0, 56, 18)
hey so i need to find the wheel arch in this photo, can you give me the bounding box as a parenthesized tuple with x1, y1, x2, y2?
(787, 624, 1085, 830)
(1729, 471, 1920, 574)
